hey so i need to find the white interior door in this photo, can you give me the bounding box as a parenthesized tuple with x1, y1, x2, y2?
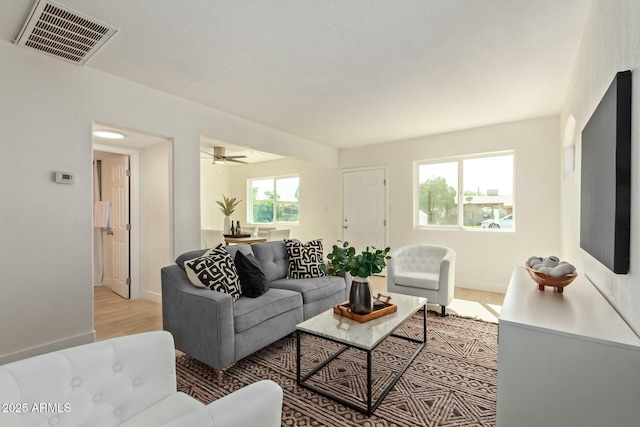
(105, 155, 130, 299)
(342, 168, 386, 252)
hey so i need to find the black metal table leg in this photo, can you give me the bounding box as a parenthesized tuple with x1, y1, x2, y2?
(367, 350, 372, 415)
(296, 331, 301, 385)
(296, 303, 428, 416)
(424, 306, 427, 343)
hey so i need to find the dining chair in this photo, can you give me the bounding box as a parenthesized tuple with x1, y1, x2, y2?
(266, 229, 290, 242)
(201, 229, 225, 248)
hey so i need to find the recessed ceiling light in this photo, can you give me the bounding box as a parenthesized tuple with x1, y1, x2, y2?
(93, 130, 124, 139)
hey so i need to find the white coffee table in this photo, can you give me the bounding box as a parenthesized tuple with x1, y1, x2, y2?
(296, 293, 427, 415)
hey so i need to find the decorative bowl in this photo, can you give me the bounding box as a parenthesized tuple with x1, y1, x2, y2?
(525, 262, 577, 293)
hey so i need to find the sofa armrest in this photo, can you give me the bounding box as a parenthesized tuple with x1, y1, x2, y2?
(158, 380, 283, 427)
(161, 265, 235, 369)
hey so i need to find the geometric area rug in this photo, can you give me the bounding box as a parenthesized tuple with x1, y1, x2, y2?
(176, 311, 498, 427)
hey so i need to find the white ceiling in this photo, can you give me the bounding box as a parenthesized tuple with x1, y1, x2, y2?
(92, 122, 168, 150)
(1, 0, 592, 148)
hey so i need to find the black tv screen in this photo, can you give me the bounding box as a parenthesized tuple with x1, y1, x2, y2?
(580, 70, 631, 274)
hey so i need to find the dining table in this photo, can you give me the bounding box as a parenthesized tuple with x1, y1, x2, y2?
(224, 236, 267, 245)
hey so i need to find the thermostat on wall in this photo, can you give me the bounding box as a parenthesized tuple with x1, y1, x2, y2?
(55, 171, 75, 184)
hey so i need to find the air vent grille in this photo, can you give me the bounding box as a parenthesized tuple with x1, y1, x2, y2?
(15, 0, 118, 65)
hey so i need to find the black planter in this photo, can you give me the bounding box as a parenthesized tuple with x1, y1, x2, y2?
(349, 277, 372, 315)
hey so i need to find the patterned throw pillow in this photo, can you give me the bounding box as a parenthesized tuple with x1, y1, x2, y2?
(184, 246, 242, 301)
(285, 239, 326, 279)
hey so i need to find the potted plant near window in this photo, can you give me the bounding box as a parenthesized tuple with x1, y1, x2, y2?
(322, 241, 391, 315)
(216, 194, 241, 234)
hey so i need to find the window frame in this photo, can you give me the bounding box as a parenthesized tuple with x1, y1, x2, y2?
(414, 151, 515, 231)
(247, 174, 300, 225)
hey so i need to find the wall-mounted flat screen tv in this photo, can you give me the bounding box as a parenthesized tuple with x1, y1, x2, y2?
(580, 70, 631, 274)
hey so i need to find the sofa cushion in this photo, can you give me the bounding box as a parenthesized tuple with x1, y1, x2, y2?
(252, 241, 289, 283)
(184, 246, 242, 301)
(394, 272, 440, 291)
(119, 392, 204, 427)
(284, 239, 326, 279)
(269, 275, 345, 305)
(235, 251, 269, 298)
(233, 288, 302, 333)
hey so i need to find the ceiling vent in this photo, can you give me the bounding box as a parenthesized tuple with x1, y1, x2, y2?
(15, 0, 118, 65)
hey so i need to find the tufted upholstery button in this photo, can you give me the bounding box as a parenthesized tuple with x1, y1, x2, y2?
(71, 377, 81, 387)
(113, 362, 122, 371)
(93, 393, 102, 402)
(133, 378, 141, 386)
(49, 416, 59, 426)
(114, 407, 123, 416)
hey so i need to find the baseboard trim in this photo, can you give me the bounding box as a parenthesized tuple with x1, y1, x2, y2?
(143, 290, 162, 304)
(456, 279, 507, 294)
(0, 331, 95, 365)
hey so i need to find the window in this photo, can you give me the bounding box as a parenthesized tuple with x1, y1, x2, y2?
(249, 175, 299, 224)
(416, 153, 514, 230)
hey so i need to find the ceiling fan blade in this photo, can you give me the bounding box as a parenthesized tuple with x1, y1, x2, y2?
(200, 151, 213, 157)
(227, 158, 248, 164)
(225, 155, 247, 159)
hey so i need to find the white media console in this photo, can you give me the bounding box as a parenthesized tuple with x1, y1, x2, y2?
(497, 266, 640, 427)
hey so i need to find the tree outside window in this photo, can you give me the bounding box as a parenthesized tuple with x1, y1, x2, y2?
(250, 176, 299, 224)
(418, 162, 458, 226)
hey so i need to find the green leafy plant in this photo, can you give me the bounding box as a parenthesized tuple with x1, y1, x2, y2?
(216, 194, 241, 216)
(321, 241, 391, 278)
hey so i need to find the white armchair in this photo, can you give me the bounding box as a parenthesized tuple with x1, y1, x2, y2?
(387, 245, 456, 316)
(0, 331, 283, 427)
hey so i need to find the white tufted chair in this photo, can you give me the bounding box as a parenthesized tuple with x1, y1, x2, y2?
(387, 245, 456, 316)
(0, 331, 283, 427)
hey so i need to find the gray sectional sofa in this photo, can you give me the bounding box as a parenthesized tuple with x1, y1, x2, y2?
(161, 241, 347, 370)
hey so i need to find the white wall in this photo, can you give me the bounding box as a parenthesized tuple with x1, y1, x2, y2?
(228, 158, 341, 245)
(200, 159, 232, 238)
(560, 0, 640, 335)
(140, 141, 172, 302)
(0, 40, 338, 363)
(340, 116, 561, 293)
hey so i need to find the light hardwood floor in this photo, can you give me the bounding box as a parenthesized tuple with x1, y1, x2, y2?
(94, 286, 163, 341)
(94, 279, 505, 341)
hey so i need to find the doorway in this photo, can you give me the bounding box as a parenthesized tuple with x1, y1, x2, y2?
(341, 167, 388, 252)
(93, 151, 131, 298)
(92, 123, 173, 303)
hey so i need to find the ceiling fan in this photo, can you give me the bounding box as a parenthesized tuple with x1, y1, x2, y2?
(201, 146, 247, 164)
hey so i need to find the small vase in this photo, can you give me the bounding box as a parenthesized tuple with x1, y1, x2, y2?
(350, 276, 372, 315)
(223, 216, 231, 234)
